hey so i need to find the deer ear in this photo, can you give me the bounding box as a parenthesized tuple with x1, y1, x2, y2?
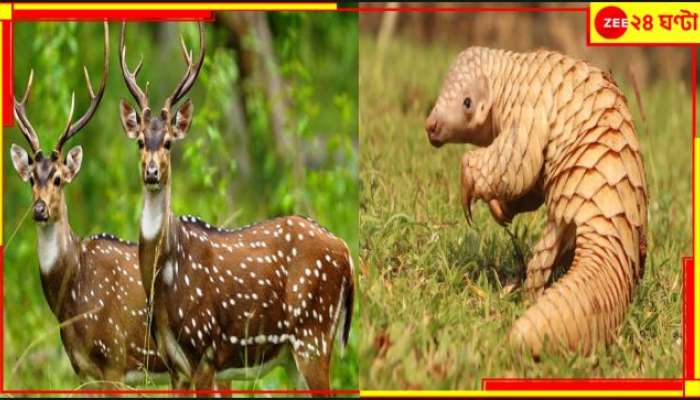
(64, 145, 83, 182)
(119, 99, 140, 139)
(10, 143, 32, 182)
(172, 99, 193, 140)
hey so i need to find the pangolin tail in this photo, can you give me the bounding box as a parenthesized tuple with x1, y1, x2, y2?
(510, 219, 645, 357)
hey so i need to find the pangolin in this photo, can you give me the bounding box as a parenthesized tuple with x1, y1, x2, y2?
(425, 47, 648, 357)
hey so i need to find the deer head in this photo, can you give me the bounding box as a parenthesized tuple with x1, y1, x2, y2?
(11, 22, 109, 224)
(118, 22, 204, 192)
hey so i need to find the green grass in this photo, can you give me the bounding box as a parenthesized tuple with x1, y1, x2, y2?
(358, 36, 689, 389)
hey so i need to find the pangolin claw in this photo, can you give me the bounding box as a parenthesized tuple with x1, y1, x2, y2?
(460, 156, 476, 225)
(488, 198, 512, 226)
(463, 195, 474, 225)
(461, 175, 474, 225)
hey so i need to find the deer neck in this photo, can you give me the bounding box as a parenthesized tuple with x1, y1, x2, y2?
(36, 198, 79, 316)
(141, 186, 169, 240)
(139, 182, 176, 298)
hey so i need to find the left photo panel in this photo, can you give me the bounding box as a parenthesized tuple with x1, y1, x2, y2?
(4, 16, 358, 393)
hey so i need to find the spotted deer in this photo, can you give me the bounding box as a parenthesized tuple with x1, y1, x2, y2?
(9, 22, 169, 387)
(118, 22, 355, 391)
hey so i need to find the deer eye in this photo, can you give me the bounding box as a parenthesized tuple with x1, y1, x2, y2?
(463, 97, 472, 110)
(137, 139, 145, 149)
(164, 140, 171, 150)
(29, 176, 34, 186)
(54, 176, 61, 186)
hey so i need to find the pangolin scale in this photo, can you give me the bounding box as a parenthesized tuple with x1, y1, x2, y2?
(425, 47, 648, 356)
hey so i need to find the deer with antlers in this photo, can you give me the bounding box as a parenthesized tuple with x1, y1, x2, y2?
(118, 22, 355, 391)
(9, 22, 168, 387)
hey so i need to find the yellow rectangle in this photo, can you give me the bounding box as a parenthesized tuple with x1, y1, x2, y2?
(590, 2, 700, 44)
(13, 3, 337, 11)
(686, 380, 700, 397)
(0, 4, 11, 20)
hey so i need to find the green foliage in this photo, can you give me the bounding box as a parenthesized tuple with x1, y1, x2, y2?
(4, 16, 358, 390)
(359, 36, 688, 389)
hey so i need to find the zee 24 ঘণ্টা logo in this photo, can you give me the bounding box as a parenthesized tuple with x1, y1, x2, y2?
(594, 5, 699, 40)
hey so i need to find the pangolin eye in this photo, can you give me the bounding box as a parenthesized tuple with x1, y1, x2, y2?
(54, 176, 61, 186)
(137, 139, 145, 149)
(463, 97, 472, 110)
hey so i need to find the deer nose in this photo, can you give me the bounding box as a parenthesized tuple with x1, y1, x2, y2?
(145, 161, 159, 183)
(33, 200, 48, 222)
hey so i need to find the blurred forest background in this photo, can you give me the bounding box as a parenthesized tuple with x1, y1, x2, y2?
(360, 3, 692, 389)
(4, 14, 358, 390)
(361, 2, 697, 89)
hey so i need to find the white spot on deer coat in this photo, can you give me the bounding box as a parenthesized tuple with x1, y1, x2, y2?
(163, 259, 174, 286)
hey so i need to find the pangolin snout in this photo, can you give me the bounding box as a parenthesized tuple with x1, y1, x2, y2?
(425, 111, 444, 147)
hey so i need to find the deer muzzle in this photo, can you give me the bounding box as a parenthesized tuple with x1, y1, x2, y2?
(33, 199, 49, 222)
(144, 160, 160, 185)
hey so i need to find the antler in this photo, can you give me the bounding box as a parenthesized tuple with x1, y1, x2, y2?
(164, 22, 205, 110)
(120, 22, 149, 111)
(13, 70, 41, 154)
(55, 21, 109, 153)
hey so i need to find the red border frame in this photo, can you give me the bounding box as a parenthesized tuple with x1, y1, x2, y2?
(1, 2, 696, 397)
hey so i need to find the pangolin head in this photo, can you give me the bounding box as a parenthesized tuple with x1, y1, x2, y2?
(425, 47, 496, 148)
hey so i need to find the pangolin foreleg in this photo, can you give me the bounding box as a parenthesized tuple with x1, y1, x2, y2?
(460, 121, 545, 225)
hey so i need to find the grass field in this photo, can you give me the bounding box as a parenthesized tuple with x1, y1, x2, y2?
(358, 36, 690, 389)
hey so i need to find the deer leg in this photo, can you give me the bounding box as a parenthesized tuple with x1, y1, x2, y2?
(214, 379, 231, 390)
(170, 370, 191, 397)
(95, 368, 125, 395)
(192, 366, 216, 394)
(192, 350, 217, 397)
(291, 351, 331, 394)
(282, 350, 306, 390)
(206, 378, 230, 399)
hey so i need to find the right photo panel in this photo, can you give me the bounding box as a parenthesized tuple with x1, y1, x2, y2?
(359, 3, 691, 390)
